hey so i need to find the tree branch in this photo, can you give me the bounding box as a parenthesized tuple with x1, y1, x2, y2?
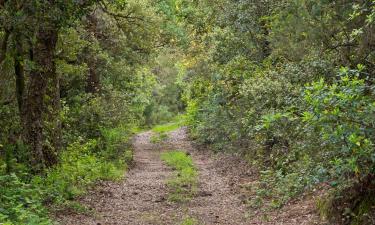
(98, 0, 145, 23)
(323, 42, 358, 53)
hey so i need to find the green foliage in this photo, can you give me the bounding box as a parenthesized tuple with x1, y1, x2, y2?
(318, 175, 375, 225)
(1, 0, 374, 224)
(33, 140, 126, 202)
(161, 151, 198, 202)
(304, 70, 375, 181)
(99, 127, 134, 162)
(180, 216, 198, 225)
(152, 114, 187, 133)
(0, 0, 188, 223)
(143, 49, 186, 126)
(150, 132, 169, 144)
(0, 174, 52, 225)
(161, 151, 194, 170)
(151, 115, 187, 143)
(0, 126, 133, 224)
(179, 0, 375, 223)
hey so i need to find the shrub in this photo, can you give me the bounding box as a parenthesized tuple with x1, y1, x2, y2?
(303, 69, 375, 181)
(1, 123, 134, 224)
(33, 140, 126, 203)
(303, 69, 375, 224)
(0, 174, 51, 225)
(99, 126, 134, 162)
(185, 59, 375, 224)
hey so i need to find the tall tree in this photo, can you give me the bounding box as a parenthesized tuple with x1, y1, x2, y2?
(24, 16, 59, 171)
(21, 0, 94, 172)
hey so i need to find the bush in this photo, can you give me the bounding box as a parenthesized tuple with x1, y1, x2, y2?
(33, 140, 125, 203)
(303, 69, 375, 224)
(303, 69, 375, 182)
(62, 91, 145, 143)
(0, 125, 133, 224)
(99, 126, 134, 162)
(0, 174, 51, 225)
(185, 60, 375, 223)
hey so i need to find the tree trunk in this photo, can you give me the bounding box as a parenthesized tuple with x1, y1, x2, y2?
(24, 24, 58, 173)
(45, 62, 61, 167)
(260, 20, 271, 59)
(14, 38, 25, 116)
(85, 13, 101, 94)
(86, 61, 100, 93)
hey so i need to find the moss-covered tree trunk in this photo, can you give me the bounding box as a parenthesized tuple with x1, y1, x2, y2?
(24, 23, 58, 173)
(45, 61, 61, 167)
(14, 37, 25, 117)
(85, 13, 101, 94)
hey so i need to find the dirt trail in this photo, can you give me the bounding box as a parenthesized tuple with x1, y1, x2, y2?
(56, 127, 322, 225)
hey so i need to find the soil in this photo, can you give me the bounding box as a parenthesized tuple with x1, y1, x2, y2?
(55, 127, 325, 225)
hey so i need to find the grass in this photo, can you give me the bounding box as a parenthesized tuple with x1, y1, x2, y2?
(161, 150, 198, 202)
(152, 114, 187, 133)
(180, 216, 198, 225)
(151, 114, 187, 143)
(150, 132, 169, 144)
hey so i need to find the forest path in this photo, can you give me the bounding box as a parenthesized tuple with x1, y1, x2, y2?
(56, 127, 322, 225)
(56, 127, 249, 225)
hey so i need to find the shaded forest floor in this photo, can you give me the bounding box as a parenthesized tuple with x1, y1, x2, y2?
(55, 127, 325, 225)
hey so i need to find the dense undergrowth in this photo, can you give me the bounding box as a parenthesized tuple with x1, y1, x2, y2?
(0, 125, 134, 224)
(184, 41, 375, 225)
(172, 1, 375, 224)
(1, 74, 148, 224)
